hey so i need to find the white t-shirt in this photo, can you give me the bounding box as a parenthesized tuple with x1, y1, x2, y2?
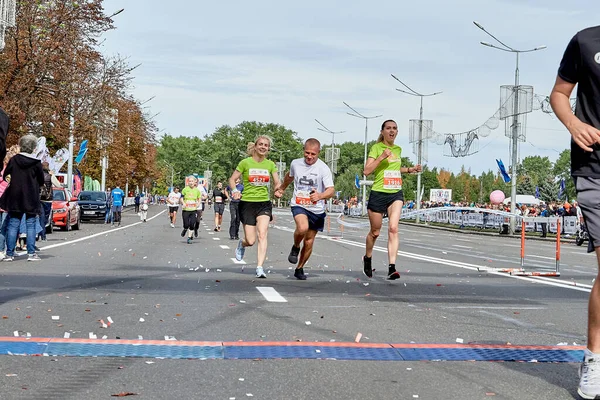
(289, 158, 334, 214)
(167, 191, 182, 207)
(197, 186, 208, 210)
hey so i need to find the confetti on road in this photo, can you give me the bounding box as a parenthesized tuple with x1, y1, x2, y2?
(64, 332, 70, 338)
(51, 316, 59, 320)
(139, 318, 145, 322)
(111, 392, 138, 397)
(456, 338, 464, 344)
(107, 316, 114, 324)
(89, 332, 97, 339)
(305, 321, 311, 326)
(355, 333, 363, 343)
(145, 361, 155, 365)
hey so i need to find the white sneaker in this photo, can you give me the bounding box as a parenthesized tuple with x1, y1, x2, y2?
(579, 349, 600, 399)
(256, 266, 266, 279)
(170, 223, 174, 228)
(235, 239, 245, 261)
(27, 253, 41, 262)
(0, 252, 6, 260)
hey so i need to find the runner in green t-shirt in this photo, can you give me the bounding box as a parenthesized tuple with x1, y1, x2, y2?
(228, 135, 283, 278)
(362, 119, 421, 280)
(180, 176, 202, 244)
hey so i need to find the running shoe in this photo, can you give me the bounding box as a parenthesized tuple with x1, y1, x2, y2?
(187, 238, 192, 244)
(27, 253, 41, 262)
(235, 239, 245, 261)
(256, 266, 267, 278)
(294, 267, 307, 280)
(214, 227, 218, 232)
(363, 256, 372, 278)
(288, 245, 300, 264)
(3, 256, 13, 262)
(170, 223, 174, 228)
(579, 349, 600, 399)
(387, 267, 400, 280)
(181, 229, 186, 237)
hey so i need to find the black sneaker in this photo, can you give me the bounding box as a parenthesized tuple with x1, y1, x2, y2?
(181, 229, 186, 237)
(363, 256, 373, 278)
(294, 267, 307, 280)
(234, 236, 239, 240)
(288, 245, 300, 264)
(387, 267, 400, 280)
(214, 227, 218, 232)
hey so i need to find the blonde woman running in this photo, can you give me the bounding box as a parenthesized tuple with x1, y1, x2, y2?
(228, 136, 282, 278)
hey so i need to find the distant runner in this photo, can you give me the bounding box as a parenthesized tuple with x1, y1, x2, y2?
(167, 187, 181, 228)
(180, 177, 202, 244)
(275, 138, 334, 280)
(212, 182, 228, 232)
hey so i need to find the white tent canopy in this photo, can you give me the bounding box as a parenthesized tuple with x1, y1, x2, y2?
(503, 194, 540, 206)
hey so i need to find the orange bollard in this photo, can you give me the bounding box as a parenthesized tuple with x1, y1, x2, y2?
(556, 218, 561, 273)
(520, 219, 525, 267)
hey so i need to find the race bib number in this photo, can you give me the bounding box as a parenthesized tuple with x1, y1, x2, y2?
(184, 199, 198, 208)
(296, 190, 312, 206)
(249, 169, 270, 186)
(383, 170, 402, 190)
(215, 196, 222, 203)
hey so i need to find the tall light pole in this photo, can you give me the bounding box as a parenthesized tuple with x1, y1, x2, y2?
(198, 158, 215, 192)
(391, 74, 442, 223)
(162, 160, 175, 191)
(271, 148, 290, 208)
(473, 21, 546, 234)
(343, 102, 382, 216)
(315, 119, 344, 210)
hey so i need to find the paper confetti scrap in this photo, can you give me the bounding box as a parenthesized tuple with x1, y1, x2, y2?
(355, 333, 363, 343)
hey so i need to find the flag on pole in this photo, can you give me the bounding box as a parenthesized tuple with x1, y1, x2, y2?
(75, 140, 88, 164)
(496, 159, 511, 183)
(558, 178, 565, 200)
(355, 174, 360, 189)
(535, 186, 540, 199)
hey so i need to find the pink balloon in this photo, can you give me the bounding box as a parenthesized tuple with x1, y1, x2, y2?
(490, 190, 505, 205)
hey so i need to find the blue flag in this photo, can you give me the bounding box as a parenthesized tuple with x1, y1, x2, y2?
(75, 140, 88, 164)
(355, 174, 360, 189)
(535, 186, 540, 199)
(558, 178, 565, 200)
(496, 159, 511, 183)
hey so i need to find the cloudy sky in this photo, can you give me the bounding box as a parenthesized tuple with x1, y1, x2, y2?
(100, 0, 598, 175)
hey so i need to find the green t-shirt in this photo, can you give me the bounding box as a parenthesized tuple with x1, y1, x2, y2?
(236, 157, 277, 202)
(181, 186, 202, 211)
(367, 142, 403, 193)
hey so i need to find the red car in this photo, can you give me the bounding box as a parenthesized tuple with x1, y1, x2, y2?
(52, 187, 81, 231)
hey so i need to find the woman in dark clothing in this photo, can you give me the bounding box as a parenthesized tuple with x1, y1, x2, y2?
(0, 135, 44, 261)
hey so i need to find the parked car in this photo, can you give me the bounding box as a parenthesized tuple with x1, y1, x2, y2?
(52, 187, 80, 231)
(78, 191, 108, 221)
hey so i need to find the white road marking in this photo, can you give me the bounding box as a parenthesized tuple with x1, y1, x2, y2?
(452, 245, 472, 249)
(257, 287, 287, 303)
(527, 255, 555, 261)
(231, 258, 246, 265)
(220, 245, 230, 249)
(213, 238, 220, 241)
(40, 210, 167, 251)
(454, 238, 472, 242)
(441, 306, 546, 310)
(324, 235, 592, 293)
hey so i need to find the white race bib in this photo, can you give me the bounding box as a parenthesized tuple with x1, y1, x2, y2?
(249, 169, 270, 186)
(296, 190, 312, 206)
(215, 196, 223, 203)
(383, 170, 402, 190)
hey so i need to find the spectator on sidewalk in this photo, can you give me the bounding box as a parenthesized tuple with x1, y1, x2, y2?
(0, 135, 44, 261)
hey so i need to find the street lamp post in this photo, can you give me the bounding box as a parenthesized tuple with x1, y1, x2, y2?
(315, 119, 345, 211)
(271, 149, 290, 208)
(391, 74, 442, 224)
(343, 102, 382, 216)
(162, 161, 175, 191)
(473, 21, 546, 234)
(198, 158, 215, 192)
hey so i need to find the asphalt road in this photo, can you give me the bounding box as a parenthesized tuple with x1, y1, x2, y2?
(0, 205, 594, 400)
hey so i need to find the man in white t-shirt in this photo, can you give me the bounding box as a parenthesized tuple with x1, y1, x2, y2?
(167, 187, 182, 228)
(274, 138, 334, 280)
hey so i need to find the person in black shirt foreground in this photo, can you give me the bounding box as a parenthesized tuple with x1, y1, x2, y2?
(550, 25, 600, 400)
